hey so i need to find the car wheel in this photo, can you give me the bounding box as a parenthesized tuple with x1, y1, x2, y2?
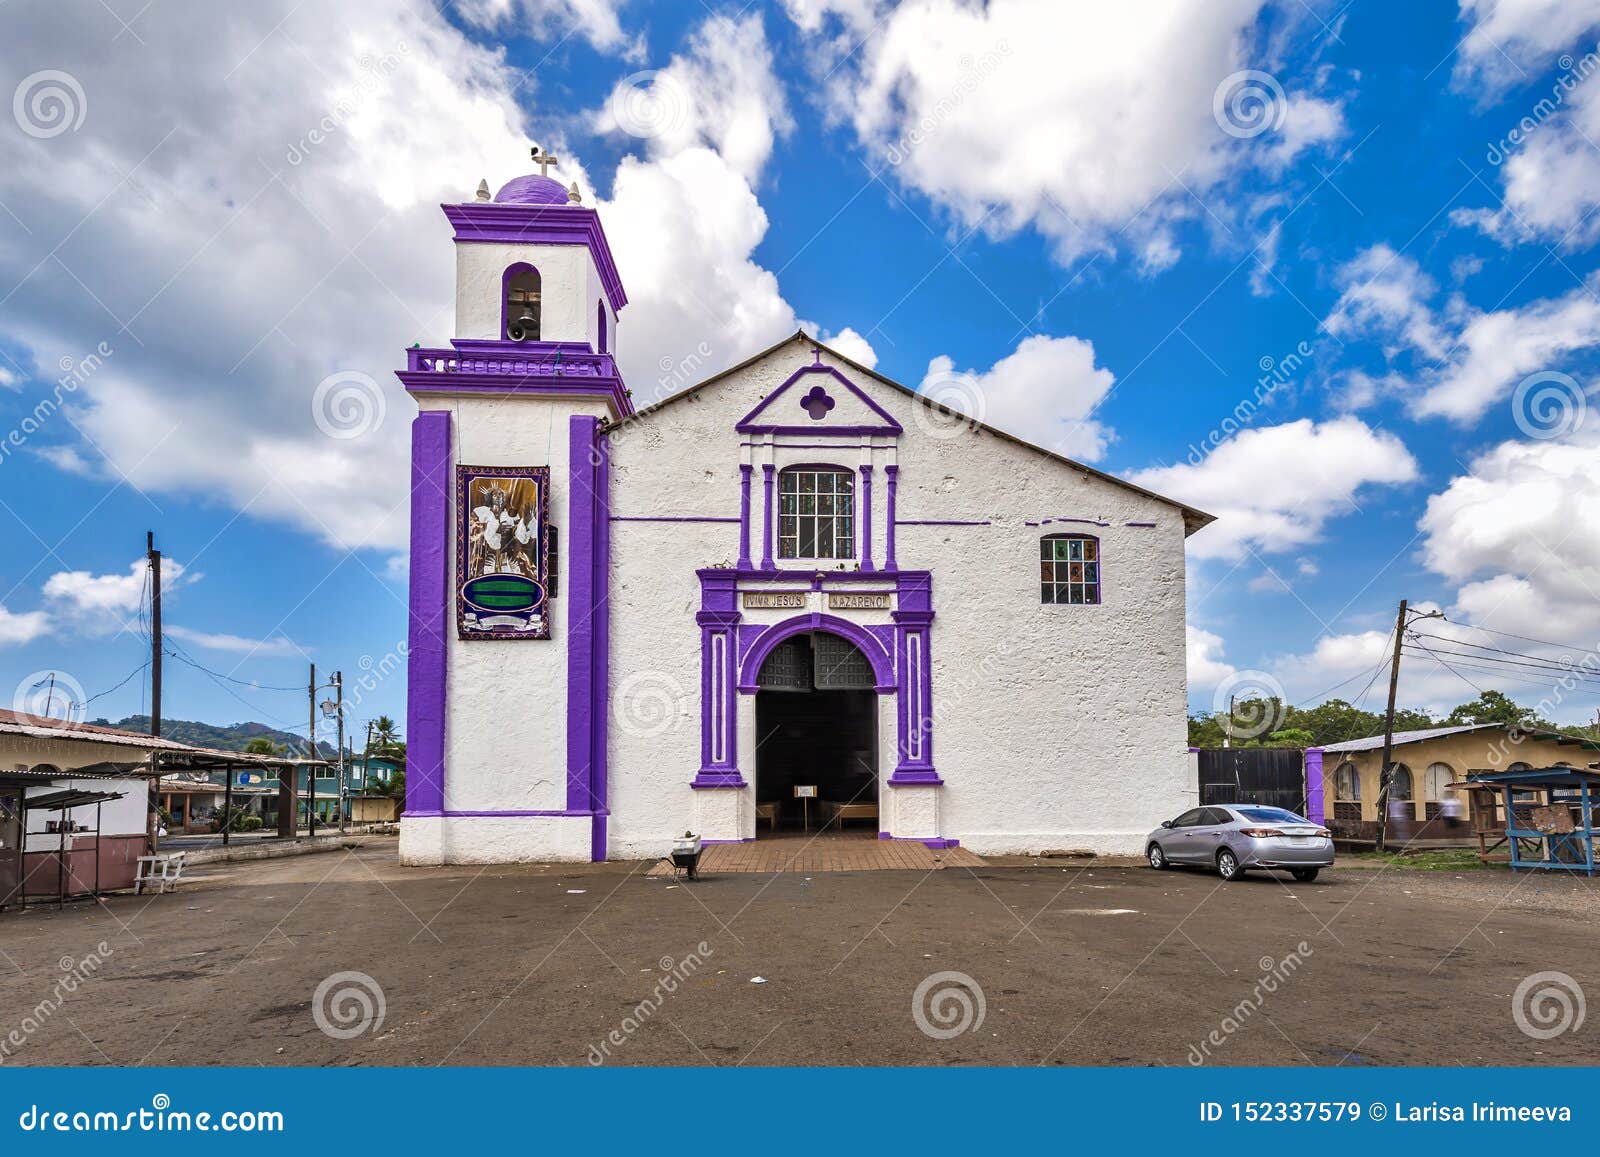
(1290, 867, 1320, 882)
(1147, 843, 1169, 870)
(1217, 848, 1244, 881)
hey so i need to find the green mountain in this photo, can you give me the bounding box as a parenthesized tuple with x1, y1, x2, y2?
(91, 715, 337, 758)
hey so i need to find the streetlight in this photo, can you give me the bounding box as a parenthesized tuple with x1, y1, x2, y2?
(306, 666, 344, 838)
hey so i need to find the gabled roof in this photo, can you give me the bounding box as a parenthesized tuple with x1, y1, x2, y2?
(621, 330, 1215, 535)
(1321, 722, 1600, 754)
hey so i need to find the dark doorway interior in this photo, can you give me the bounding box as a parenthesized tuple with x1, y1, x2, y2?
(754, 631, 877, 834)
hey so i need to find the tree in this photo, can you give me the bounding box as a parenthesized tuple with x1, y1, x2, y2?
(1445, 690, 1535, 727)
(370, 715, 401, 755)
(243, 736, 283, 756)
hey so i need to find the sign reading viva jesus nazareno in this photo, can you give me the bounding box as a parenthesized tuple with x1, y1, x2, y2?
(457, 464, 551, 640)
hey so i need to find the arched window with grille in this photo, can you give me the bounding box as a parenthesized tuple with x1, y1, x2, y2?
(1390, 763, 1413, 800)
(1334, 762, 1360, 800)
(1040, 534, 1101, 604)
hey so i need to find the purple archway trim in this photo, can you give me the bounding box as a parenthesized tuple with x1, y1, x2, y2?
(1023, 517, 1112, 528)
(443, 202, 628, 311)
(1305, 747, 1325, 825)
(760, 464, 776, 571)
(895, 519, 990, 527)
(884, 464, 898, 571)
(406, 411, 451, 818)
(735, 363, 903, 435)
(735, 612, 895, 693)
(859, 464, 874, 571)
(737, 464, 753, 570)
(1123, 521, 1158, 528)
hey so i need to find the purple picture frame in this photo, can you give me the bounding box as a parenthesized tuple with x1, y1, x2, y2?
(456, 463, 552, 640)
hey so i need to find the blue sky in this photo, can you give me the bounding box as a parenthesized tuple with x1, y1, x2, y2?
(4, 0, 1600, 746)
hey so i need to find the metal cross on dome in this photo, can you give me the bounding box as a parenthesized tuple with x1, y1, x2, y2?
(531, 144, 559, 177)
(800, 383, 835, 420)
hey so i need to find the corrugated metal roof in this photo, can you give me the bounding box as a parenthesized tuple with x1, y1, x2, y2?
(1321, 722, 1600, 753)
(1320, 724, 1501, 753)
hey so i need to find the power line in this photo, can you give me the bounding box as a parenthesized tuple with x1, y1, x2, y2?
(82, 658, 152, 707)
(1405, 640, 1487, 696)
(1402, 642, 1600, 687)
(162, 647, 305, 692)
(1405, 638, 1600, 681)
(1402, 643, 1600, 695)
(1440, 616, 1600, 657)
(1410, 631, 1599, 670)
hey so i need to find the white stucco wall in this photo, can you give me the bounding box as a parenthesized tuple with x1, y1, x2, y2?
(418, 392, 611, 818)
(455, 240, 606, 346)
(598, 339, 1195, 858)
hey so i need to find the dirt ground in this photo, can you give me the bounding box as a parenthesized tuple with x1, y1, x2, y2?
(3, 843, 1598, 1067)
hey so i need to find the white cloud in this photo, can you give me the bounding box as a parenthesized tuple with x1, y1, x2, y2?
(167, 625, 304, 657)
(1325, 245, 1600, 422)
(1129, 417, 1419, 560)
(0, 2, 543, 553)
(919, 334, 1117, 462)
(1457, 64, 1600, 247)
(1323, 245, 1450, 361)
(794, 0, 1346, 267)
(1186, 623, 1238, 692)
(0, 606, 51, 647)
(820, 327, 879, 369)
(595, 13, 792, 181)
(452, 0, 637, 56)
(1453, 0, 1600, 89)
(1421, 421, 1600, 640)
(0, 5, 821, 548)
(42, 558, 187, 627)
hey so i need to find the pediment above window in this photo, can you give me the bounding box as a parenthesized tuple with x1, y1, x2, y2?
(735, 358, 903, 437)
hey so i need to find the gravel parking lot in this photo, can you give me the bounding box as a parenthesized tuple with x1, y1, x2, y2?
(2, 844, 1597, 1067)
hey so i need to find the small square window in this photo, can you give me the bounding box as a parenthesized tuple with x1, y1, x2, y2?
(1040, 535, 1101, 605)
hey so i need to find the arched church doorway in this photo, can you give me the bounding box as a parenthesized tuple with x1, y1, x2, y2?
(754, 630, 878, 837)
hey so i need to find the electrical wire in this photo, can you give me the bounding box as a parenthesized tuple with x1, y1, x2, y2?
(1402, 647, 1600, 693)
(1405, 639, 1487, 696)
(1439, 616, 1600, 656)
(162, 647, 304, 692)
(1403, 638, 1600, 682)
(81, 658, 151, 707)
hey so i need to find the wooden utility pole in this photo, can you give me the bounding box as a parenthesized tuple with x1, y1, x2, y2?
(1374, 599, 1408, 854)
(147, 532, 162, 737)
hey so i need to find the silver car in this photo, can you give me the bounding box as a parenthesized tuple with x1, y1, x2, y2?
(1145, 805, 1333, 882)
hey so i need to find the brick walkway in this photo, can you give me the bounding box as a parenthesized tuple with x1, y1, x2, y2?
(647, 832, 985, 876)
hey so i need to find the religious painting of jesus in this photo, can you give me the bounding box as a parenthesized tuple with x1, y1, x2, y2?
(455, 464, 551, 639)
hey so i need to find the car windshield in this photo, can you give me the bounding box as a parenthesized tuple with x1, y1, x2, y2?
(1234, 807, 1309, 824)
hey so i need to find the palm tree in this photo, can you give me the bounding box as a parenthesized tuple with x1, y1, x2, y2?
(370, 715, 401, 755)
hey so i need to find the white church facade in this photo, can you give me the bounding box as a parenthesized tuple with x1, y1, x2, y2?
(399, 162, 1213, 865)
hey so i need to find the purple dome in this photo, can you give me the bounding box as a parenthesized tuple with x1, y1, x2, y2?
(494, 173, 569, 205)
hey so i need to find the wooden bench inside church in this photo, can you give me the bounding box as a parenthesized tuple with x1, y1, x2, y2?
(822, 800, 878, 830)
